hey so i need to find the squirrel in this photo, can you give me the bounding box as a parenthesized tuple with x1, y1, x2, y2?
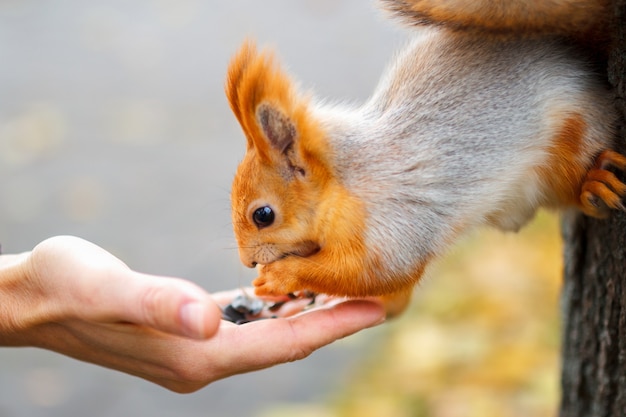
(225, 0, 626, 316)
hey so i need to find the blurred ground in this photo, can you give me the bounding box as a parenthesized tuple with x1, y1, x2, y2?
(0, 1, 562, 416)
(336, 212, 562, 417)
(247, 212, 563, 417)
(0, 1, 403, 416)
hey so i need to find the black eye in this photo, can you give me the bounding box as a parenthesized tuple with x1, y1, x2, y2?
(252, 206, 275, 228)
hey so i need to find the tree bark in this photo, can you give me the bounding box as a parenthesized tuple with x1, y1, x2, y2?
(560, 1, 626, 416)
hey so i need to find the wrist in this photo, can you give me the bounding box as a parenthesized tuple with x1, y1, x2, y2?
(0, 251, 50, 345)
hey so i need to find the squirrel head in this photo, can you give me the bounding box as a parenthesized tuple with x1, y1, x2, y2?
(225, 41, 422, 312)
(226, 41, 333, 270)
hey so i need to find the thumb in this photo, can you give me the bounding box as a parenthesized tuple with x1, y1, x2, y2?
(112, 273, 223, 339)
(28, 236, 222, 339)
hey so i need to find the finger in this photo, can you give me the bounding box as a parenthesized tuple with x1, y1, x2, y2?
(39, 238, 224, 339)
(212, 289, 341, 319)
(33, 320, 211, 393)
(285, 299, 386, 353)
(213, 300, 385, 377)
(211, 288, 294, 307)
(109, 273, 223, 340)
(210, 288, 254, 306)
(39, 300, 384, 393)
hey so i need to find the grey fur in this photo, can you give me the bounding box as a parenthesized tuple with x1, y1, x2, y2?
(314, 29, 616, 274)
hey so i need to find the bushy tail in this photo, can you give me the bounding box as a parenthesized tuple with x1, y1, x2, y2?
(379, 0, 610, 38)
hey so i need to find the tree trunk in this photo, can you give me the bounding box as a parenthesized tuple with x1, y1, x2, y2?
(559, 1, 626, 416)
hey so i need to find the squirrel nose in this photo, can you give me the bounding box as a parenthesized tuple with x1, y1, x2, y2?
(242, 257, 257, 269)
(239, 251, 258, 268)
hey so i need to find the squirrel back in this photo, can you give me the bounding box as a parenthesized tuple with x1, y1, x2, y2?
(226, 0, 624, 316)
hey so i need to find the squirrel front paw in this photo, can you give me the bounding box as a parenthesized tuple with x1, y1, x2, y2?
(253, 261, 304, 297)
(579, 150, 626, 218)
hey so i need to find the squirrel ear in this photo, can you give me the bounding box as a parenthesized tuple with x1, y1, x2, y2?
(256, 103, 296, 154)
(226, 40, 331, 175)
(225, 40, 301, 159)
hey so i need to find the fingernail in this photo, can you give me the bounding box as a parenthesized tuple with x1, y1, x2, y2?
(180, 302, 205, 339)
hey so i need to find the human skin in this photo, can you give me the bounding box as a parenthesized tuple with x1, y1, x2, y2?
(0, 236, 385, 393)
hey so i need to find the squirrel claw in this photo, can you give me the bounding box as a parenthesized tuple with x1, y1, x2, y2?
(579, 150, 626, 218)
(252, 271, 294, 297)
(251, 276, 273, 295)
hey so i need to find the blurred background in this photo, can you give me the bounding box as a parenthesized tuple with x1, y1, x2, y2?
(0, 1, 562, 416)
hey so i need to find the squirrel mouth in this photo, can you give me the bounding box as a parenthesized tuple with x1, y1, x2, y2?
(250, 241, 321, 267)
(285, 240, 320, 259)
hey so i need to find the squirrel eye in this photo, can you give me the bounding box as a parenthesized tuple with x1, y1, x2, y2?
(252, 206, 275, 228)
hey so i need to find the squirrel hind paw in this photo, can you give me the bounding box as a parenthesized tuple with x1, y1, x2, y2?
(579, 150, 626, 218)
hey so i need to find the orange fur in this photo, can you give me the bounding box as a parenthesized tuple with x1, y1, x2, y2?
(532, 114, 626, 217)
(225, 1, 624, 317)
(579, 150, 626, 216)
(241, 157, 426, 299)
(227, 42, 425, 314)
(225, 41, 296, 157)
(382, 0, 610, 39)
(535, 114, 588, 207)
(225, 41, 331, 172)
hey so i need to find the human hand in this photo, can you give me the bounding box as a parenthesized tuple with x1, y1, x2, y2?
(0, 236, 385, 392)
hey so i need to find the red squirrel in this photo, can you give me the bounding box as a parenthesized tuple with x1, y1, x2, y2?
(225, 0, 626, 316)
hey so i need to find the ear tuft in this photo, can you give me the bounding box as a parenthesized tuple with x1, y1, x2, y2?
(225, 40, 332, 176)
(256, 103, 296, 153)
(225, 40, 301, 157)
